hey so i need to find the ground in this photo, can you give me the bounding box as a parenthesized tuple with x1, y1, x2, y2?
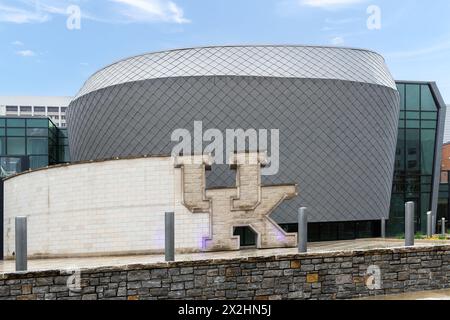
(356, 289, 450, 300)
(1, 238, 449, 273)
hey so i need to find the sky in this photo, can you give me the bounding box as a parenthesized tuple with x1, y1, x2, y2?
(0, 0, 449, 102)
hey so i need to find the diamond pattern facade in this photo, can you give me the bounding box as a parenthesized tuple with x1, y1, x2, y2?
(67, 46, 400, 224)
(75, 46, 396, 99)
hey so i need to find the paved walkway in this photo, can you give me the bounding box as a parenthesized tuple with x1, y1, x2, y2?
(1, 238, 449, 274)
(356, 289, 450, 300)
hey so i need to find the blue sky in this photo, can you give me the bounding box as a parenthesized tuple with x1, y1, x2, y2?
(0, 0, 449, 102)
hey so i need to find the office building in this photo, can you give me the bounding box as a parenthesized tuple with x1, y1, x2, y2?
(0, 96, 72, 128)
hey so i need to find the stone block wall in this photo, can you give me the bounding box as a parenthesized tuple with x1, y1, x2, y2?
(1, 246, 449, 300)
(3, 156, 210, 258)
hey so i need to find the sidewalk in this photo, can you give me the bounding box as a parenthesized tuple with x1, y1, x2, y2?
(356, 289, 450, 300)
(1, 238, 449, 274)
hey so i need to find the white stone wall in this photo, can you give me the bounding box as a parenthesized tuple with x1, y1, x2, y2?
(3, 157, 210, 258)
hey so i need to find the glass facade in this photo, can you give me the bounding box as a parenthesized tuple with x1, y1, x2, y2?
(387, 83, 439, 236)
(281, 221, 381, 242)
(0, 117, 70, 178)
(280, 82, 442, 241)
(57, 128, 71, 163)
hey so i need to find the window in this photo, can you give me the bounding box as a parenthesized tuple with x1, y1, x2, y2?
(405, 84, 420, 110)
(0, 137, 5, 154)
(47, 107, 59, 113)
(406, 120, 420, 129)
(58, 129, 68, 138)
(20, 106, 32, 113)
(421, 129, 436, 175)
(406, 112, 420, 120)
(7, 137, 26, 155)
(408, 160, 418, 169)
(421, 85, 437, 111)
(34, 106, 46, 113)
(6, 106, 18, 112)
(422, 112, 437, 120)
(6, 118, 25, 127)
(29, 156, 48, 169)
(397, 84, 405, 110)
(27, 128, 48, 137)
(27, 138, 48, 154)
(408, 148, 417, 155)
(0, 157, 23, 177)
(7, 128, 25, 136)
(61, 107, 67, 113)
(421, 121, 437, 129)
(27, 119, 48, 128)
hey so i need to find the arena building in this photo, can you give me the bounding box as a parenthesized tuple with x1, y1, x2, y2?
(1, 45, 446, 258)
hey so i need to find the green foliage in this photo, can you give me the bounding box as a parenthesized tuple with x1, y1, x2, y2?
(415, 232, 426, 240)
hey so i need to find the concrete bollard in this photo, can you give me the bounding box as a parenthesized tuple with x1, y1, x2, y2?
(442, 218, 447, 237)
(432, 215, 437, 235)
(405, 202, 415, 247)
(298, 207, 308, 253)
(165, 212, 175, 262)
(381, 218, 386, 239)
(427, 212, 433, 238)
(15, 217, 27, 272)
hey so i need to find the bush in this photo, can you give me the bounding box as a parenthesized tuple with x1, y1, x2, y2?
(415, 232, 426, 240)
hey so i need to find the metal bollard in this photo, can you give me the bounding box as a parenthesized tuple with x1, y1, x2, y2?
(165, 212, 175, 262)
(298, 207, 308, 253)
(405, 202, 415, 247)
(15, 217, 27, 272)
(427, 212, 433, 238)
(381, 218, 386, 239)
(442, 218, 447, 237)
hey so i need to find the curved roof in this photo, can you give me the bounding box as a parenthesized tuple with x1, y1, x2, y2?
(74, 45, 397, 100)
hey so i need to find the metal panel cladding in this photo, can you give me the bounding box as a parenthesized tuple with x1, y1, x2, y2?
(67, 45, 400, 224)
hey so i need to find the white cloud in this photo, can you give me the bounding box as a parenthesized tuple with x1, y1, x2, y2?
(0, 3, 49, 23)
(300, 0, 366, 8)
(0, 0, 190, 25)
(16, 49, 36, 57)
(387, 41, 450, 60)
(325, 17, 360, 24)
(331, 36, 345, 45)
(12, 40, 24, 46)
(110, 0, 190, 24)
